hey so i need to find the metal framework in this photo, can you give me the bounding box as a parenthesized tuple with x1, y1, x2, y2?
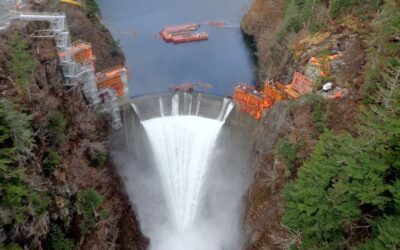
(12, 11, 123, 129)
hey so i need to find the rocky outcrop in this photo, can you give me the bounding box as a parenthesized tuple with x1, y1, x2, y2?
(244, 100, 322, 249)
(241, 0, 286, 83)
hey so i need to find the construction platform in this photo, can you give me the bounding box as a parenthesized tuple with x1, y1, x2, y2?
(96, 66, 128, 97)
(233, 83, 278, 120)
(233, 68, 346, 120)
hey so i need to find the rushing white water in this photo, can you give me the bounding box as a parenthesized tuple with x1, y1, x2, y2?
(142, 116, 224, 231)
(195, 94, 201, 116)
(171, 94, 180, 116)
(136, 93, 235, 249)
(159, 97, 165, 117)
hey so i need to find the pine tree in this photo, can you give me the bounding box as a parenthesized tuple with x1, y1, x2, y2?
(0, 100, 34, 162)
(0, 100, 49, 226)
(47, 225, 74, 250)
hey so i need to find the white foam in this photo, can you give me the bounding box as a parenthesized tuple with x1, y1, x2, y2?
(142, 116, 223, 231)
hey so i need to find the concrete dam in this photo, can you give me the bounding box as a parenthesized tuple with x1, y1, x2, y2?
(111, 92, 258, 250)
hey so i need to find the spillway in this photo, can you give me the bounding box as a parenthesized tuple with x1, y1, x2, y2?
(142, 116, 224, 231)
(111, 92, 258, 250)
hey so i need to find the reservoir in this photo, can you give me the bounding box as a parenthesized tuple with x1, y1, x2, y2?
(97, 0, 256, 97)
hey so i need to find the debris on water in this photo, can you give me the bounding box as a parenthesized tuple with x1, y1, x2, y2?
(204, 20, 239, 28)
(208, 21, 226, 28)
(116, 28, 138, 36)
(169, 82, 213, 93)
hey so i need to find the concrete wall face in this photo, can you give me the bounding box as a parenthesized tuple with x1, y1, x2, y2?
(129, 92, 235, 120)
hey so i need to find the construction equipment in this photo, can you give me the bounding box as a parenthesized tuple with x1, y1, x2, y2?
(317, 82, 347, 99)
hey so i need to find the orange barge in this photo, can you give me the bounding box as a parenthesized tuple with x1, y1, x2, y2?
(160, 30, 192, 42)
(160, 23, 208, 44)
(160, 23, 199, 41)
(171, 32, 208, 44)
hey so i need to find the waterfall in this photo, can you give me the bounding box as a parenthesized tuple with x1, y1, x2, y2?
(142, 117, 224, 231)
(171, 93, 180, 116)
(195, 93, 201, 116)
(223, 102, 235, 121)
(159, 97, 165, 117)
(217, 97, 234, 121)
(138, 93, 234, 249)
(131, 103, 141, 117)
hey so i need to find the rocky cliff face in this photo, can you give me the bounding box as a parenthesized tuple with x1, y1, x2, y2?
(0, 1, 148, 249)
(243, 100, 324, 249)
(241, 0, 286, 83)
(241, 0, 374, 249)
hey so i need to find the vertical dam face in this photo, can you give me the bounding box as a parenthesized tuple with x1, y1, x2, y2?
(111, 93, 257, 250)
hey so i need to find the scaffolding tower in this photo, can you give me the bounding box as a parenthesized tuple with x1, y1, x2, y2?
(12, 12, 123, 129)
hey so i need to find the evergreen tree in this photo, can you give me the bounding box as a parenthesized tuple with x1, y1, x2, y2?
(47, 225, 74, 250)
(283, 60, 400, 249)
(0, 100, 49, 226)
(0, 100, 34, 162)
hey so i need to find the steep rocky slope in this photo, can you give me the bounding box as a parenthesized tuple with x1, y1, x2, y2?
(242, 0, 399, 249)
(0, 1, 148, 249)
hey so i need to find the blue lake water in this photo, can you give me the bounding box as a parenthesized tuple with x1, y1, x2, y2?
(97, 0, 256, 97)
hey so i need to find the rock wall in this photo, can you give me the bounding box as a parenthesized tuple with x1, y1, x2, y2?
(0, 1, 148, 249)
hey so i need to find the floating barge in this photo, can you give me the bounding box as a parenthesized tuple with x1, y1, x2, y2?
(162, 23, 199, 32)
(160, 23, 208, 44)
(171, 32, 208, 44)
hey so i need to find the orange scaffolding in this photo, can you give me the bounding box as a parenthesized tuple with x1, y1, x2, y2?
(233, 83, 275, 120)
(58, 40, 95, 66)
(96, 66, 128, 97)
(263, 83, 286, 101)
(70, 40, 95, 64)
